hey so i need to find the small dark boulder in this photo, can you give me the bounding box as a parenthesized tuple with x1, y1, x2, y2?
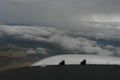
(80, 59, 86, 65)
(59, 60, 65, 66)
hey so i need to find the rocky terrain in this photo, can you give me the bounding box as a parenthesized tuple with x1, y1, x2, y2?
(0, 44, 41, 71)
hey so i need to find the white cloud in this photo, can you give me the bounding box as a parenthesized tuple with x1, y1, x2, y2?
(35, 48, 48, 55)
(27, 48, 36, 54)
(0, 24, 120, 57)
(27, 48, 48, 55)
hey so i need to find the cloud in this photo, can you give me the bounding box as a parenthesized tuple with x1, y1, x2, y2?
(49, 34, 114, 56)
(27, 47, 48, 55)
(0, 0, 120, 43)
(0, 0, 120, 27)
(0, 24, 120, 57)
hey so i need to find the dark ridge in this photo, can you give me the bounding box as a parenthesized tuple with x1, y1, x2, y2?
(0, 65, 120, 80)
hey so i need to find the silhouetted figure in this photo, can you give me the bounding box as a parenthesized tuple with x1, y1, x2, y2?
(80, 59, 86, 65)
(59, 60, 65, 66)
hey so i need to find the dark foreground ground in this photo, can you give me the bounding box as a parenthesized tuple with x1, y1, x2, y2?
(0, 65, 120, 80)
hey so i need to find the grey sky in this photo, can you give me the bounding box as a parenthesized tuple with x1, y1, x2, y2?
(1, 0, 120, 56)
(0, 0, 120, 27)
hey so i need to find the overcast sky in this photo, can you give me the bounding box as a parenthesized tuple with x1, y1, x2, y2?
(0, 0, 120, 27)
(0, 0, 120, 57)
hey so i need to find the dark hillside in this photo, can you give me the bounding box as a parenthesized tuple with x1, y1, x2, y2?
(0, 65, 120, 80)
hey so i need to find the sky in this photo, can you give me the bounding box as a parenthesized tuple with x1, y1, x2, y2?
(0, 0, 120, 39)
(1, 0, 120, 27)
(0, 0, 120, 57)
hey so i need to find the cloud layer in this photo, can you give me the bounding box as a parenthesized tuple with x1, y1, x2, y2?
(0, 25, 120, 57)
(0, 0, 120, 45)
